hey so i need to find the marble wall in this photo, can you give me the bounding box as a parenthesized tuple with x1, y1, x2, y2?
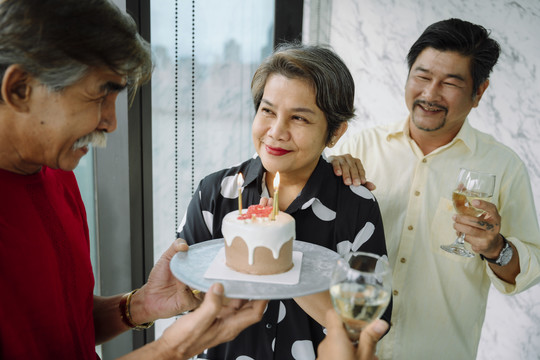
(304, 0, 540, 359)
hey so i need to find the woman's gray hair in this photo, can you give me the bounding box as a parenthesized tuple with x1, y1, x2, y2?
(0, 0, 152, 100)
(251, 43, 355, 144)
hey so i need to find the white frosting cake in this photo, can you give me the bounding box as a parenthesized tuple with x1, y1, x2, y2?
(221, 206, 295, 275)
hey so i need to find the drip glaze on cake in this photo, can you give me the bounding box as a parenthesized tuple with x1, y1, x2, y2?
(221, 207, 295, 274)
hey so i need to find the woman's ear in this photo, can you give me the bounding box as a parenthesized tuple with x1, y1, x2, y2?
(1, 65, 32, 112)
(327, 122, 348, 148)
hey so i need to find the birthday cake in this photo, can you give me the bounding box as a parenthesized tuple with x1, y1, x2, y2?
(221, 205, 295, 275)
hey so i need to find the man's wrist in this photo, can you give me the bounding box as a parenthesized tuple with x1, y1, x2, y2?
(481, 234, 505, 260)
(119, 289, 154, 330)
(480, 235, 513, 266)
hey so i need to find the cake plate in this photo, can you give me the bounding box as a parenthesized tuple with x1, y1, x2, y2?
(169, 239, 341, 299)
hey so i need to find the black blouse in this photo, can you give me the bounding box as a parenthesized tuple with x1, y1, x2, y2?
(178, 156, 390, 360)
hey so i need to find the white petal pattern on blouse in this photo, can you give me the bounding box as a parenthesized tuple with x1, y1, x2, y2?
(301, 197, 336, 221)
(336, 240, 352, 256)
(202, 210, 214, 237)
(291, 340, 316, 360)
(349, 184, 375, 201)
(278, 301, 286, 323)
(176, 211, 187, 234)
(301, 198, 316, 209)
(352, 222, 375, 251)
(220, 174, 241, 199)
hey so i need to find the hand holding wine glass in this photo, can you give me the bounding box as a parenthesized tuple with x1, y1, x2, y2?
(441, 168, 496, 257)
(329, 252, 391, 343)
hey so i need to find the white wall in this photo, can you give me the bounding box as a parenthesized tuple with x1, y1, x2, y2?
(304, 0, 540, 359)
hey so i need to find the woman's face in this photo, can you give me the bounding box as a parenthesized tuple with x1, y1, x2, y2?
(252, 74, 330, 181)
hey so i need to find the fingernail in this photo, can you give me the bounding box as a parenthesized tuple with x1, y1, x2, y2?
(353, 180, 361, 186)
(212, 283, 224, 295)
(336, 170, 342, 176)
(452, 215, 457, 220)
(373, 320, 389, 334)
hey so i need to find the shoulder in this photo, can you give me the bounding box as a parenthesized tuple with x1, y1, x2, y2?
(346, 121, 400, 140)
(471, 128, 528, 170)
(319, 159, 379, 205)
(331, 121, 401, 156)
(199, 158, 254, 188)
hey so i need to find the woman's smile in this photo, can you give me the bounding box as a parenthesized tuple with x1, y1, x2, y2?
(264, 144, 291, 156)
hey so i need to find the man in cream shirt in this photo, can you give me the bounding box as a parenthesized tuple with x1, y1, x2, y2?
(328, 18, 540, 359)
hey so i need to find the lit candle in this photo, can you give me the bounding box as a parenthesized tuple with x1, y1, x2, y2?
(237, 173, 244, 214)
(271, 172, 280, 220)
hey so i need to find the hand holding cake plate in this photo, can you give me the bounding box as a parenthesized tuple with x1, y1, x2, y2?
(170, 239, 340, 299)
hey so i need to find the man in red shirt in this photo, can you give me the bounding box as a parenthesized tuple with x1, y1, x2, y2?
(0, 1, 266, 359)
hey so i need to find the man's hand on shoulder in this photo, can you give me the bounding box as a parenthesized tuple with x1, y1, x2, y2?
(328, 154, 376, 190)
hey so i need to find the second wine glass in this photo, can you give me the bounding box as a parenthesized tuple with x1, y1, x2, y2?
(329, 252, 392, 343)
(440, 168, 496, 257)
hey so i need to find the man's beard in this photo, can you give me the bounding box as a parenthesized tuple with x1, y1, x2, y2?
(73, 130, 107, 150)
(411, 100, 448, 132)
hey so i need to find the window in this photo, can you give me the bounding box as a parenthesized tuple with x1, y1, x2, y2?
(150, 0, 275, 337)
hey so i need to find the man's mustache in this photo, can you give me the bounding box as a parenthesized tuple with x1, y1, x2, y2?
(414, 100, 448, 113)
(73, 131, 107, 150)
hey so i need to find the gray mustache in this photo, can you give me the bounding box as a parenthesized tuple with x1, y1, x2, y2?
(73, 131, 107, 150)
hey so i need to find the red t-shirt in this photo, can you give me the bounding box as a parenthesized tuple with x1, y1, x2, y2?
(0, 166, 96, 359)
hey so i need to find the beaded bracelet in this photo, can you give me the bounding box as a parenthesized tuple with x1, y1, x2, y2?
(119, 289, 154, 330)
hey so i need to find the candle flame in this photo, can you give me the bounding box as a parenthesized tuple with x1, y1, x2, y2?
(273, 172, 280, 189)
(237, 173, 244, 187)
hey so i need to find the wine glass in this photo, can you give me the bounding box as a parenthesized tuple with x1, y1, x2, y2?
(329, 252, 392, 343)
(440, 168, 496, 257)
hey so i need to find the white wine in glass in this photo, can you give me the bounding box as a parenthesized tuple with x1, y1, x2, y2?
(441, 168, 496, 257)
(329, 252, 391, 342)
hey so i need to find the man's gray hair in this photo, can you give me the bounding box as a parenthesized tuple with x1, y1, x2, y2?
(0, 0, 153, 99)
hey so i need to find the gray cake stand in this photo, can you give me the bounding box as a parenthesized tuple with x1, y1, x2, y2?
(170, 238, 340, 299)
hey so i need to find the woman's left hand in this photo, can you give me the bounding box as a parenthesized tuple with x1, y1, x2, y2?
(259, 197, 272, 207)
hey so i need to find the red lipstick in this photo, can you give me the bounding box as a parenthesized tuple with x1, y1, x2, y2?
(265, 145, 291, 156)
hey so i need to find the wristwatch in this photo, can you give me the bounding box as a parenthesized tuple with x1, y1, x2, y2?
(480, 235, 513, 266)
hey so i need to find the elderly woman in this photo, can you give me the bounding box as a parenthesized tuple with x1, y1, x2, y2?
(178, 43, 390, 359)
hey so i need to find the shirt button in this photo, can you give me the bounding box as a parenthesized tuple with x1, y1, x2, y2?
(414, 190, 420, 196)
(393, 290, 399, 296)
(422, 158, 427, 163)
(400, 257, 406, 263)
(408, 225, 413, 231)
(266, 323, 272, 329)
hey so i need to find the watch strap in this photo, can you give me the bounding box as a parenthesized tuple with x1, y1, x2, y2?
(480, 235, 510, 265)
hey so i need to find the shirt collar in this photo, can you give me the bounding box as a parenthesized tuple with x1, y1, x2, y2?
(386, 117, 476, 152)
(452, 119, 476, 151)
(242, 154, 264, 190)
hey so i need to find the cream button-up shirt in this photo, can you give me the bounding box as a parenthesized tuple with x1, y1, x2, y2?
(328, 119, 540, 360)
